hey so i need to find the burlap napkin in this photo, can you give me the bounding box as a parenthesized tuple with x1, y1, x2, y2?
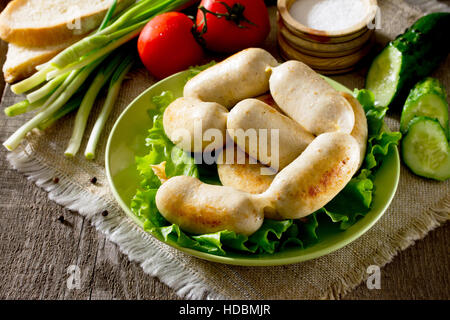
(5, 0, 449, 299)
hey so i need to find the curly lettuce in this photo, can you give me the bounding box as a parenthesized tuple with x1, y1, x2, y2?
(130, 68, 401, 256)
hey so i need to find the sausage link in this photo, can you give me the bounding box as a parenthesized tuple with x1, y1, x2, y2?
(163, 97, 228, 153)
(184, 48, 279, 109)
(269, 60, 355, 135)
(261, 132, 360, 219)
(217, 145, 275, 195)
(227, 98, 314, 170)
(156, 52, 367, 235)
(155, 176, 265, 236)
(339, 92, 368, 168)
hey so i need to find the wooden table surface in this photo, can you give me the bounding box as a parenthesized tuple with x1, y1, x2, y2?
(0, 0, 449, 300)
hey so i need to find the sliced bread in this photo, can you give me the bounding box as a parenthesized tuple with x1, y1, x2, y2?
(3, 39, 80, 83)
(0, 0, 135, 47)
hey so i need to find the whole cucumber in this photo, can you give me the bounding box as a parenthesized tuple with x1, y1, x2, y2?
(365, 12, 450, 108)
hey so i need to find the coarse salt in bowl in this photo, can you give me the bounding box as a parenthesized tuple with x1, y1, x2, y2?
(277, 0, 378, 74)
(279, 0, 378, 39)
(289, 0, 370, 32)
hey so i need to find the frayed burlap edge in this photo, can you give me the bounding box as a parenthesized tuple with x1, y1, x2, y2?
(322, 196, 449, 299)
(7, 144, 226, 300)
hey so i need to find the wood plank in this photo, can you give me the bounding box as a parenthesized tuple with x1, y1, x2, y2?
(345, 221, 450, 299)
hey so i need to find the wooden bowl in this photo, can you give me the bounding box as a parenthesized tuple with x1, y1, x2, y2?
(278, 31, 375, 74)
(278, 18, 374, 57)
(277, 0, 378, 73)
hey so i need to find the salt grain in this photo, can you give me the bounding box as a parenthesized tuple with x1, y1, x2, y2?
(289, 0, 369, 32)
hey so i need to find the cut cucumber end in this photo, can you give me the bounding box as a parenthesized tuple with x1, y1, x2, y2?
(400, 93, 449, 136)
(365, 45, 402, 107)
(402, 117, 450, 181)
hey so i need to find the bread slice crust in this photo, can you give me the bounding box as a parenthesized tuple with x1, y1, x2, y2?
(0, 0, 134, 47)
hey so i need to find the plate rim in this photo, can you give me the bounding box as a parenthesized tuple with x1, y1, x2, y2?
(105, 70, 400, 266)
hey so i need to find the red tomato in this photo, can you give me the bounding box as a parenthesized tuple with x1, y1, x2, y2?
(138, 12, 204, 79)
(196, 0, 270, 53)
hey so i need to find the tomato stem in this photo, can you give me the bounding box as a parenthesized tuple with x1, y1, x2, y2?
(197, 1, 256, 36)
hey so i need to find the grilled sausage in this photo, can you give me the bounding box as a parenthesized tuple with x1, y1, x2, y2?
(227, 98, 314, 170)
(155, 175, 266, 236)
(261, 132, 360, 219)
(156, 52, 365, 235)
(156, 133, 359, 231)
(217, 145, 275, 195)
(163, 97, 228, 153)
(184, 48, 279, 109)
(269, 60, 355, 135)
(339, 92, 368, 168)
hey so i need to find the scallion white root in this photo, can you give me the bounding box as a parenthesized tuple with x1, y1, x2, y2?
(84, 56, 134, 159)
(64, 52, 127, 157)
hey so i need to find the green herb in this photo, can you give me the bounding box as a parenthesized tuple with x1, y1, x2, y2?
(38, 94, 84, 130)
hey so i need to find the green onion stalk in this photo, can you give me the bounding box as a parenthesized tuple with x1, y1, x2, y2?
(64, 50, 129, 157)
(4, 99, 45, 117)
(85, 54, 134, 160)
(38, 94, 84, 130)
(26, 72, 69, 103)
(3, 56, 106, 151)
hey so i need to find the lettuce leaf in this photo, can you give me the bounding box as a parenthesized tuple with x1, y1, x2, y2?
(248, 220, 293, 254)
(186, 61, 216, 80)
(130, 74, 401, 256)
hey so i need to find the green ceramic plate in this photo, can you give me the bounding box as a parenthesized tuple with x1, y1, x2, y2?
(105, 70, 400, 266)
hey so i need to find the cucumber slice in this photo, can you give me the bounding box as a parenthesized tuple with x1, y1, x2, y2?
(365, 45, 402, 107)
(400, 93, 449, 136)
(402, 117, 450, 181)
(400, 77, 449, 138)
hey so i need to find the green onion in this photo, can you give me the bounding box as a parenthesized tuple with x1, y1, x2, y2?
(85, 55, 134, 159)
(4, 99, 44, 117)
(38, 94, 84, 130)
(10, 65, 55, 94)
(49, 0, 189, 69)
(46, 26, 142, 81)
(98, 0, 118, 31)
(3, 57, 106, 151)
(39, 69, 81, 112)
(65, 51, 128, 157)
(26, 72, 69, 103)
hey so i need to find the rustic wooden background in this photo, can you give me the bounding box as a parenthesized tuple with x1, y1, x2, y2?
(0, 0, 449, 300)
